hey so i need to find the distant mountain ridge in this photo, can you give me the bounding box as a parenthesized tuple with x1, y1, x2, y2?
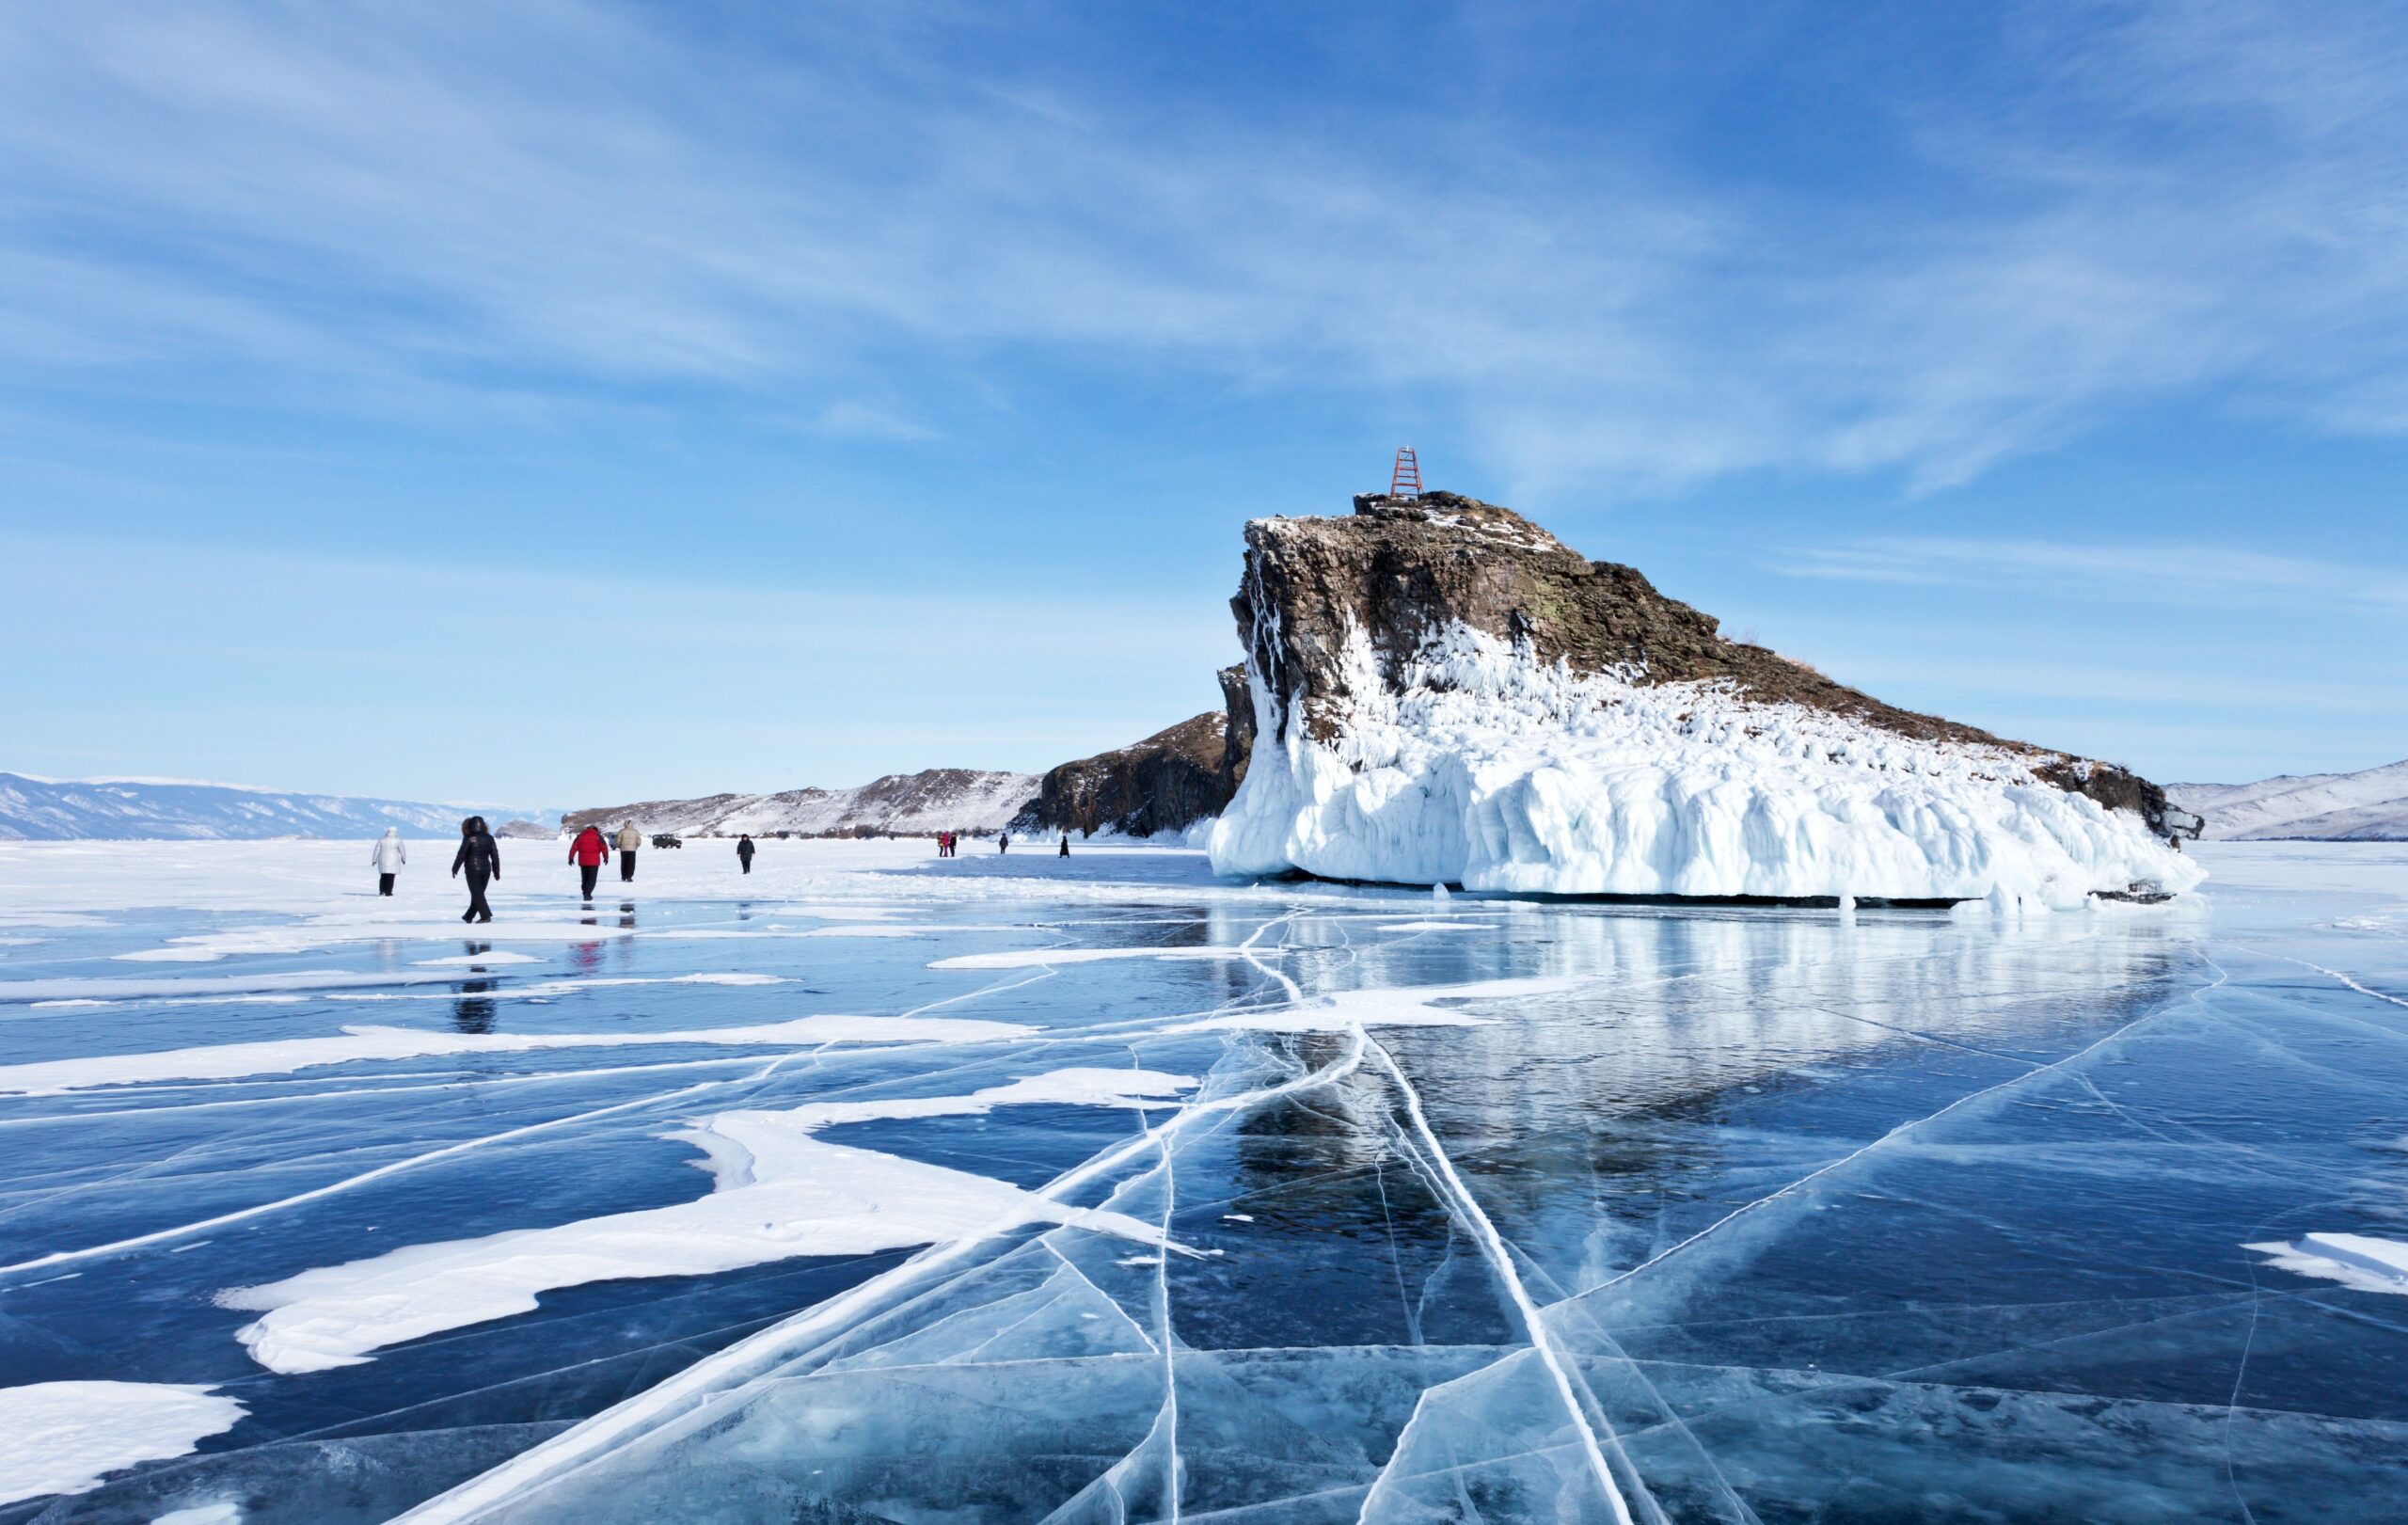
(563, 769, 1038, 838)
(2166, 760, 2408, 841)
(0, 772, 552, 841)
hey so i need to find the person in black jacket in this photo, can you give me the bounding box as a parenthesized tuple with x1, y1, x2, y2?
(737, 834, 756, 874)
(451, 816, 501, 923)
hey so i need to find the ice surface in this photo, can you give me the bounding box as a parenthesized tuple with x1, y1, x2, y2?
(0, 836, 2400, 1522)
(928, 945, 1265, 969)
(1212, 622, 2202, 906)
(0, 1380, 245, 1504)
(1166, 974, 1588, 1033)
(149, 1505, 242, 1525)
(0, 1014, 1031, 1095)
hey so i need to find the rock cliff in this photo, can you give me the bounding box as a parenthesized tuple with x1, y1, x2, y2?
(1209, 491, 2199, 905)
(1013, 667, 1256, 838)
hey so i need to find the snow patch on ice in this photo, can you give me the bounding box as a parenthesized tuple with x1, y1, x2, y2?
(225, 1100, 1180, 1373)
(1211, 622, 2200, 908)
(781, 1068, 1194, 1131)
(30, 972, 795, 1011)
(413, 950, 545, 967)
(2247, 1232, 2408, 1295)
(110, 916, 638, 962)
(0, 1014, 1033, 1095)
(0, 1380, 246, 1505)
(3, 968, 478, 1003)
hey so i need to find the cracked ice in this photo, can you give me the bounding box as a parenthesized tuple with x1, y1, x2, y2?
(0, 836, 2402, 1521)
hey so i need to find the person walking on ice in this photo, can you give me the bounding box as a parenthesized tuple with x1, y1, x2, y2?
(1058, 832, 1070, 857)
(615, 821, 642, 882)
(997, 831, 1009, 854)
(452, 817, 500, 924)
(737, 834, 756, 874)
(371, 827, 407, 896)
(568, 823, 609, 900)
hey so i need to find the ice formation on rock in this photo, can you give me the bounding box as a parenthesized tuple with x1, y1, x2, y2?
(1214, 622, 2199, 906)
(1210, 496, 2200, 907)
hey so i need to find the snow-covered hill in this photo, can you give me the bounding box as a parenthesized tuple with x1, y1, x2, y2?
(565, 769, 1038, 838)
(0, 773, 550, 841)
(2166, 760, 2408, 840)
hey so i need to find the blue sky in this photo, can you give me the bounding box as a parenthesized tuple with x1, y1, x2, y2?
(3, 0, 2404, 807)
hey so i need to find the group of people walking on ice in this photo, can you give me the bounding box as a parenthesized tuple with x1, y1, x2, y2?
(375, 818, 705, 918)
(372, 817, 1070, 920)
(938, 829, 1069, 856)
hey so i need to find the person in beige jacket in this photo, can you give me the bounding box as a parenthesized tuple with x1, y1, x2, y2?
(615, 822, 642, 883)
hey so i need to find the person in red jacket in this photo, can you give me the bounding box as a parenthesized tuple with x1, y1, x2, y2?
(567, 824, 610, 900)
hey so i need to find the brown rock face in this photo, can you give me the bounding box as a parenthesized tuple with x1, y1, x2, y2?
(1014, 706, 1244, 837)
(1216, 662, 1256, 797)
(1233, 491, 2172, 830)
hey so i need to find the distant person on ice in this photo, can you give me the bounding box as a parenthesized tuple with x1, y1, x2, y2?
(568, 823, 609, 899)
(371, 827, 406, 896)
(452, 817, 500, 924)
(1058, 833, 1070, 857)
(997, 832, 1009, 854)
(615, 822, 642, 882)
(737, 834, 755, 874)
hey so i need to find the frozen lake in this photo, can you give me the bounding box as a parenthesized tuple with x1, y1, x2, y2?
(0, 837, 2403, 1522)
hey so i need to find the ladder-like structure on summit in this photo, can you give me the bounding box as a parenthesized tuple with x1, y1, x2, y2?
(1389, 446, 1422, 498)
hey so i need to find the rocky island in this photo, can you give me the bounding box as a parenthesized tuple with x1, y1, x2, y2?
(1205, 491, 2199, 906)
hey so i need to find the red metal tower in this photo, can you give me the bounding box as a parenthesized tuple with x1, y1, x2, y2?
(1389, 446, 1422, 498)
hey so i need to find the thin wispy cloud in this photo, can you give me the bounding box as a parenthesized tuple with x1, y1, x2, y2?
(1774, 536, 2408, 615)
(0, 0, 2402, 490)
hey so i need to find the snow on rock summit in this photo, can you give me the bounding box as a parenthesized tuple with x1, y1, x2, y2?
(1207, 491, 2201, 907)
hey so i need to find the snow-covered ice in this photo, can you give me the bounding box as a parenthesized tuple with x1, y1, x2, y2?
(2246, 1232, 2408, 1295)
(0, 835, 2400, 1521)
(0, 1380, 245, 1504)
(0, 1014, 1031, 1095)
(1212, 623, 2202, 907)
(224, 1124, 1178, 1374)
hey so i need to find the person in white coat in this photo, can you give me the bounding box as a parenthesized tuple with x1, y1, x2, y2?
(372, 828, 408, 897)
